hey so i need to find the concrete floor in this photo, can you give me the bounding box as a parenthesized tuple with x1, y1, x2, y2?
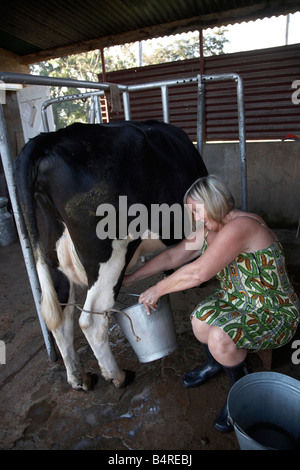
(0, 229, 299, 452)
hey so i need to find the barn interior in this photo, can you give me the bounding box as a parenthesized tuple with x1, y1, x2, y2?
(0, 0, 300, 452)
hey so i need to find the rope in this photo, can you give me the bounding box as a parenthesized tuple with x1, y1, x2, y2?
(60, 302, 141, 342)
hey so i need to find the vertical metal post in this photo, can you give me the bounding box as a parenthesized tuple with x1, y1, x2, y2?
(89, 95, 95, 123)
(196, 74, 205, 156)
(201, 73, 247, 211)
(41, 106, 50, 132)
(122, 91, 131, 120)
(161, 85, 169, 123)
(0, 103, 57, 361)
(94, 95, 102, 123)
(235, 75, 248, 212)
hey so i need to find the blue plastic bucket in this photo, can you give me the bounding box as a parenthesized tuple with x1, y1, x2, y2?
(227, 372, 300, 450)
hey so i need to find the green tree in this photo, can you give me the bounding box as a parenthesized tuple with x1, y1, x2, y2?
(142, 28, 228, 64)
(30, 51, 103, 128)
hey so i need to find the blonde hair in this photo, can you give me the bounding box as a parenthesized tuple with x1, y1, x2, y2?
(184, 175, 235, 224)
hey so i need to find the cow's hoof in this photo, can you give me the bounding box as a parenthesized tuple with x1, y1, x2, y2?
(118, 370, 136, 388)
(74, 373, 98, 391)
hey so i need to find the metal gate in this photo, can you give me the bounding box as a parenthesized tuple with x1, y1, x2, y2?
(0, 71, 246, 359)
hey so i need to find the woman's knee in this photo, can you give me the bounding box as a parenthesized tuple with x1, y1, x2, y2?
(191, 316, 212, 343)
(208, 326, 235, 354)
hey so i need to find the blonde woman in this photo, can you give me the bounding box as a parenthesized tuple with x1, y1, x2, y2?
(123, 175, 300, 432)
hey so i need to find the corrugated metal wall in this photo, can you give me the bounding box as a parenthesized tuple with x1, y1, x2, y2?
(105, 44, 300, 141)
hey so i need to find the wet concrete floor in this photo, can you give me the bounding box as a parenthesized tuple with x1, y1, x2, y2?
(0, 229, 300, 452)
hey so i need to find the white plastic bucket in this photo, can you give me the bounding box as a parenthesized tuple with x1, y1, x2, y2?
(113, 294, 178, 363)
(227, 372, 300, 450)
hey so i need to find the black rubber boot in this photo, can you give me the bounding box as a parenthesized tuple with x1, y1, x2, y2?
(214, 360, 249, 433)
(182, 344, 222, 388)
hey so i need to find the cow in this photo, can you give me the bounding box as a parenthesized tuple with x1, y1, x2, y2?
(15, 120, 207, 391)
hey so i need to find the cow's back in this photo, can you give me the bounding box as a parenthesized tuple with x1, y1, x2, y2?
(15, 120, 207, 283)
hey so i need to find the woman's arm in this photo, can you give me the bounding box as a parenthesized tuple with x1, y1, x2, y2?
(139, 217, 252, 314)
(122, 228, 204, 286)
(139, 257, 206, 314)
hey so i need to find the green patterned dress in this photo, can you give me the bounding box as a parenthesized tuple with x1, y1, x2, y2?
(192, 231, 300, 350)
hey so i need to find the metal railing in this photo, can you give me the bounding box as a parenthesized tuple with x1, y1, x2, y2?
(0, 71, 246, 359)
(40, 72, 246, 210)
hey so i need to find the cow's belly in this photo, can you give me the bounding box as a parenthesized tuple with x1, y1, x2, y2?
(56, 227, 166, 284)
(126, 236, 166, 271)
(56, 227, 88, 286)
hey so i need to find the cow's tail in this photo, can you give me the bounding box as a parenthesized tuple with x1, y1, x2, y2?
(35, 245, 64, 331)
(15, 137, 64, 331)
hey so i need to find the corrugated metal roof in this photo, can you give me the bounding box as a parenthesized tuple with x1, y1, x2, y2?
(0, 0, 299, 63)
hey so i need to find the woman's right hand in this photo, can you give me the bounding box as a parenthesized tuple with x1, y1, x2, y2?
(122, 274, 134, 287)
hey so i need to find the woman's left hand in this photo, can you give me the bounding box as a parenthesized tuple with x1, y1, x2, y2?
(139, 285, 160, 315)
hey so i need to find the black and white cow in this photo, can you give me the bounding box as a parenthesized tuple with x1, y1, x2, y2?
(15, 120, 207, 391)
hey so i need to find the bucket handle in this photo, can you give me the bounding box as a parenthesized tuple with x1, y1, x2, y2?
(121, 292, 162, 312)
(122, 292, 140, 297)
(106, 307, 141, 343)
(60, 301, 141, 343)
(227, 415, 251, 439)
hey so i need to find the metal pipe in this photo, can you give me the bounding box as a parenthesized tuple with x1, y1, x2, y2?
(0, 71, 127, 92)
(0, 103, 57, 361)
(41, 90, 106, 130)
(202, 73, 247, 211)
(41, 106, 50, 132)
(235, 75, 247, 212)
(127, 76, 198, 92)
(161, 86, 169, 123)
(94, 95, 102, 123)
(196, 74, 205, 156)
(122, 91, 131, 120)
(89, 96, 95, 124)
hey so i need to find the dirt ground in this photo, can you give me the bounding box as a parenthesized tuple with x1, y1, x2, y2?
(0, 229, 300, 452)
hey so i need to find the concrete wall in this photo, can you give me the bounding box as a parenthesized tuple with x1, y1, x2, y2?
(0, 48, 29, 74)
(0, 49, 29, 196)
(0, 48, 28, 158)
(203, 141, 300, 228)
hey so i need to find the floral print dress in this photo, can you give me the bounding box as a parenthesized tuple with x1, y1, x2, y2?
(191, 230, 300, 350)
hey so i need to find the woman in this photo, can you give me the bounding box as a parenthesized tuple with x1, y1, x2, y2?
(122, 175, 300, 433)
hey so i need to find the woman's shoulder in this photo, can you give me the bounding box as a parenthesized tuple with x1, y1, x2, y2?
(225, 211, 277, 252)
(230, 210, 266, 226)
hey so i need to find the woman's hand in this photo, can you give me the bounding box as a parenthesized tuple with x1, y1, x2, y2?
(122, 274, 134, 287)
(139, 285, 160, 315)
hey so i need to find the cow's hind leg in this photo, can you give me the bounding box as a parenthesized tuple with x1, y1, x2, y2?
(79, 239, 135, 388)
(52, 282, 95, 390)
(79, 281, 135, 388)
(80, 307, 129, 388)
